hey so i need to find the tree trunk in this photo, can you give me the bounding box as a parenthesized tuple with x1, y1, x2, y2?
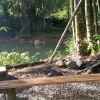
(94, 0, 100, 51)
(97, 0, 100, 12)
(92, 0, 98, 34)
(85, 0, 95, 54)
(74, 0, 88, 56)
(49, 0, 83, 62)
(70, 0, 76, 46)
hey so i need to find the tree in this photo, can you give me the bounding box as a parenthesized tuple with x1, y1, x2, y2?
(5, 0, 67, 33)
(69, 0, 99, 56)
(85, 0, 96, 54)
(70, 0, 76, 46)
(74, 0, 88, 56)
(92, 0, 98, 34)
(97, 0, 100, 12)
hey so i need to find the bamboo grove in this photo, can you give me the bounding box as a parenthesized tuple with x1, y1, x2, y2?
(70, 0, 100, 56)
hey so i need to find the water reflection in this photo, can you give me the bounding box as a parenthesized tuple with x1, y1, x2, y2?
(15, 82, 100, 100)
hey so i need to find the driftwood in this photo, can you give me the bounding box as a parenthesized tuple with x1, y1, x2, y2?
(8, 59, 100, 76)
(9, 63, 53, 74)
(9, 62, 80, 76)
(6, 61, 45, 69)
(78, 61, 100, 74)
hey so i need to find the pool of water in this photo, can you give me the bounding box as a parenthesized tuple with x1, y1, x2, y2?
(0, 39, 63, 60)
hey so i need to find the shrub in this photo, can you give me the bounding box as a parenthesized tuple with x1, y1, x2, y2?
(0, 51, 40, 66)
(92, 34, 100, 53)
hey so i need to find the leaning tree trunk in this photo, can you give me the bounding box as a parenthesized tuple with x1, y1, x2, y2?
(85, 0, 95, 54)
(74, 0, 88, 56)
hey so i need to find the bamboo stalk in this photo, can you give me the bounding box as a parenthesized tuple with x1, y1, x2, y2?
(48, 0, 83, 63)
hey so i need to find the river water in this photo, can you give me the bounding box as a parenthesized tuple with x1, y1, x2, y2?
(0, 82, 100, 100)
(16, 83, 100, 100)
(0, 37, 63, 60)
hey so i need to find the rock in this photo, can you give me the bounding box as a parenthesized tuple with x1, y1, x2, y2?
(55, 60, 65, 67)
(75, 59, 83, 67)
(47, 68, 63, 77)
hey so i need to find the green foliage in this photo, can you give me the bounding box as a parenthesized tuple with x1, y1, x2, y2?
(65, 37, 76, 55)
(91, 35, 100, 53)
(47, 49, 65, 60)
(31, 52, 41, 62)
(0, 51, 40, 66)
(0, 26, 9, 32)
(0, 0, 69, 33)
(51, 7, 68, 19)
(94, 34, 100, 41)
(5, 0, 67, 17)
(94, 35, 100, 51)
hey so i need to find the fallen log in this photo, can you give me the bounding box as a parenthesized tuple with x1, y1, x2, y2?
(8, 63, 53, 75)
(8, 63, 79, 76)
(6, 61, 45, 69)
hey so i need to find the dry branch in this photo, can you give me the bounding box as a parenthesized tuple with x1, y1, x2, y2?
(79, 61, 100, 74)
